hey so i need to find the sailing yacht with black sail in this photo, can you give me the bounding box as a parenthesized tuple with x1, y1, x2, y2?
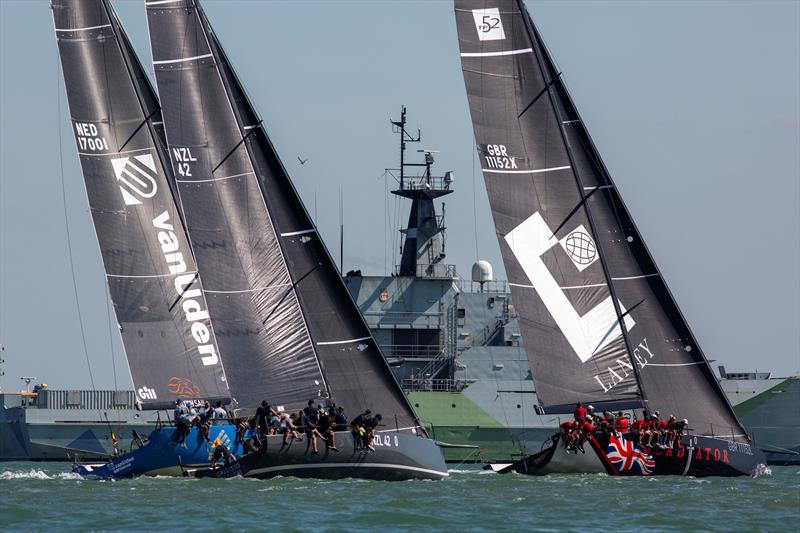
(144, 0, 447, 481)
(454, 0, 766, 476)
(52, 0, 229, 412)
(53, 0, 245, 478)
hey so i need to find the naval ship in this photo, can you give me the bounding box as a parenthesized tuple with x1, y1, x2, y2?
(718, 367, 800, 464)
(0, 379, 160, 461)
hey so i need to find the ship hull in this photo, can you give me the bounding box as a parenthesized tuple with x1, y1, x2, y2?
(189, 431, 448, 481)
(502, 431, 767, 477)
(73, 425, 240, 478)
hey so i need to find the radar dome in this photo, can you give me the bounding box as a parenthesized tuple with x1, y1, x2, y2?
(471, 260, 493, 283)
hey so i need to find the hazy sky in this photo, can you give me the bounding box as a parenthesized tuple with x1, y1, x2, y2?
(0, 0, 798, 391)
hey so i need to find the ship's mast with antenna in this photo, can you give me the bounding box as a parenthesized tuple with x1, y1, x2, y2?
(389, 106, 455, 278)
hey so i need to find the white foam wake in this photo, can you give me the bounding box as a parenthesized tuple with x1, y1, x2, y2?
(0, 469, 80, 480)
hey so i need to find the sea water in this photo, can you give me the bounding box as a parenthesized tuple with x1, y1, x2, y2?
(0, 462, 797, 532)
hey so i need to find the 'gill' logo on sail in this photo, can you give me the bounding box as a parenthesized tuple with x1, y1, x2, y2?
(472, 8, 505, 41)
(505, 212, 634, 363)
(137, 386, 157, 400)
(110, 153, 158, 206)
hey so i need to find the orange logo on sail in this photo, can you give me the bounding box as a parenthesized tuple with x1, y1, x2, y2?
(167, 377, 201, 397)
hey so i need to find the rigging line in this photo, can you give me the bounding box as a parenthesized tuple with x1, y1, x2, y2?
(56, 50, 96, 391)
(262, 263, 321, 325)
(105, 286, 118, 391)
(168, 272, 198, 312)
(472, 146, 479, 260)
(517, 73, 562, 119)
(210, 119, 263, 174)
(117, 107, 159, 153)
(550, 184, 603, 237)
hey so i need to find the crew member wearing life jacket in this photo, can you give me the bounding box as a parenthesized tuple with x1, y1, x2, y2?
(614, 412, 630, 435)
(573, 403, 587, 422)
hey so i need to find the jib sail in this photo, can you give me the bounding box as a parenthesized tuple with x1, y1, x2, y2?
(52, 0, 229, 409)
(455, 0, 748, 441)
(146, 0, 418, 427)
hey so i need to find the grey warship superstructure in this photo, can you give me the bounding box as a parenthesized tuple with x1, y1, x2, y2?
(0, 386, 159, 461)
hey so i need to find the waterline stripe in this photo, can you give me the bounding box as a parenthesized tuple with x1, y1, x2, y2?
(461, 48, 533, 58)
(316, 336, 371, 346)
(482, 165, 570, 174)
(245, 462, 448, 479)
(153, 53, 212, 65)
(146, 0, 184, 5)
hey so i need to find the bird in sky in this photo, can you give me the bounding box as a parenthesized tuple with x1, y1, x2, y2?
(298, 156, 309, 165)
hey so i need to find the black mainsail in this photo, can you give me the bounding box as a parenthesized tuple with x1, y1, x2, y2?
(146, 0, 418, 426)
(52, 0, 229, 408)
(455, 0, 748, 441)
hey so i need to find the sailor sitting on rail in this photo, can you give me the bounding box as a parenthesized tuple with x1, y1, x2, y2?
(174, 399, 192, 446)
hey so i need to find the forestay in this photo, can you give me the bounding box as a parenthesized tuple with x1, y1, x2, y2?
(455, 0, 748, 441)
(147, 0, 419, 428)
(52, 0, 229, 408)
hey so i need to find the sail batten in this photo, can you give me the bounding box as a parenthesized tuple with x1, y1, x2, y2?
(455, 0, 749, 440)
(52, 0, 230, 408)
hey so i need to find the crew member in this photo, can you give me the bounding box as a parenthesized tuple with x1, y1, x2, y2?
(301, 408, 320, 455)
(364, 414, 382, 451)
(351, 410, 371, 449)
(614, 411, 630, 435)
(174, 399, 191, 446)
(212, 401, 227, 424)
(211, 443, 236, 469)
(335, 406, 348, 431)
(317, 407, 339, 452)
(573, 403, 587, 423)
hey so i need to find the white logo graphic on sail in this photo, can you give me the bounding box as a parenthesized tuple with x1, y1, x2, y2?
(110, 153, 158, 206)
(505, 212, 634, 363)
(472, 8, 506, 41)
(137, 386, 157, 400)
(559, 225, 598, 272)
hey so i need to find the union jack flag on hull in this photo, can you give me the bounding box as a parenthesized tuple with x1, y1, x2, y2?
(606, 434, 655, 475)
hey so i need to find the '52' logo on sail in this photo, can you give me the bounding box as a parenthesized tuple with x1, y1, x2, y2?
(472, 8, 505, 41)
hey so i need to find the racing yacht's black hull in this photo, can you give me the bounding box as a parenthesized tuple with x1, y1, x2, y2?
(189, 431, 448, 481)
(501, 431, 766, 477)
